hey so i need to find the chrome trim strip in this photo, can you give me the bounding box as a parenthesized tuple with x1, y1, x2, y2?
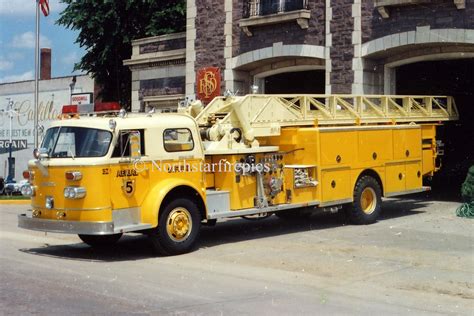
(207, 201, 320, 220)
(319, 198, 353, 207)
(385, 158, 422, 165)
(40, 182, 56, 187)
(31, 205, 110, 211)
(384, 187, 430, 198)
(33, 162, 112, 168)
(319, 125, 420, 132)
(320, 165, 351, 171)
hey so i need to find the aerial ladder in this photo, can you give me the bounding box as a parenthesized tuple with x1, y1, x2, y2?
(184, 94, 459, 152)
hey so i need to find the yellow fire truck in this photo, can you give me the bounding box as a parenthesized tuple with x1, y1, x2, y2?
(18, 94, 458, 255)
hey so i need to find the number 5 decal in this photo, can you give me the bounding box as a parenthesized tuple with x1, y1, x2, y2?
(122, 179, 135, 197)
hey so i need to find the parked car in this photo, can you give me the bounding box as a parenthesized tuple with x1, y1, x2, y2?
(4, 180, 29, 195)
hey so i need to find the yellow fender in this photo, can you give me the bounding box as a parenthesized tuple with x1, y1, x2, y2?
(140, 178, 206, 228)
(351, 168, 385, 196)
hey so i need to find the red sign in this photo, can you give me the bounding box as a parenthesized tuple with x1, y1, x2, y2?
(71, 93, 93, 105)
(197, 67, 221, 103)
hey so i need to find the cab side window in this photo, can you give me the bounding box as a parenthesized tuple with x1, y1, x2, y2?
(163, 128, 194, 152)
(112, 129, 146, 158)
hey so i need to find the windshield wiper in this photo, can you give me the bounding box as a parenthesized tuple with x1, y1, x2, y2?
(67, 144, 75, 160)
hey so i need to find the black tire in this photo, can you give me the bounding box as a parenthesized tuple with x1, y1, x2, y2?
(78, 233, 122, 248)
(149, 198, 201, 256)
(346, 175, 382, 225)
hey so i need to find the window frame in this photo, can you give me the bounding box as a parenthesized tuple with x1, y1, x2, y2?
(42, 126, 113, 158)
(112, 129, 146, 159)
(162, 128, 195, 153)
(240, 0, 310, 36)
(244, 0, 308, 18)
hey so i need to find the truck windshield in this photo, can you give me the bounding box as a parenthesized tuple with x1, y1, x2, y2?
(42, 127, 112, 158)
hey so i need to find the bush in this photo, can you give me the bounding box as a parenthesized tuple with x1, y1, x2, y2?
(457, 165, 474, 218)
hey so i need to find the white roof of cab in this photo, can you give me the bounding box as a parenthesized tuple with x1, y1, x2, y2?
(49, 113, 197, 131)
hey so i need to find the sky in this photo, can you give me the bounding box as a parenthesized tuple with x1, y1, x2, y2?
(0, 0, 85, 83)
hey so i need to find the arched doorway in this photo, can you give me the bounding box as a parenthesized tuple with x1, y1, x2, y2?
(263, 70, 325, 94)
(396, 58, 474, 198)
(232, 49, 326, 94)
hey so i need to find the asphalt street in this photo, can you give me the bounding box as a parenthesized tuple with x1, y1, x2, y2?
(0, 196, 473, 315)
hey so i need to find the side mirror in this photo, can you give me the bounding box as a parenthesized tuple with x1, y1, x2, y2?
(33, 148, 49, 160)
(129, 132, 141, 161)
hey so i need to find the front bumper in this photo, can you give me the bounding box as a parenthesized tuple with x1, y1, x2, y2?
(18, 211, 153, 235)
(18, 214, 115, 235)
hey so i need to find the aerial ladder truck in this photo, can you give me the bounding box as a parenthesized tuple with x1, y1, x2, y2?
(18, 94, 459, 255)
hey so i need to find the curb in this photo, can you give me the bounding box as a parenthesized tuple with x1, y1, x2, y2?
(0, 199, 31, 205)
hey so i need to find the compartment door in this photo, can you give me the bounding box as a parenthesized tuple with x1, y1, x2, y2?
(405, 161, 422, 191)
(321, 169, 352, 203)
(393, 128, 422, 160)
(385, 163, 406, 194)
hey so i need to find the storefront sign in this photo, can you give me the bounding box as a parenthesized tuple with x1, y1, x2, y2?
(71, 93, 93, 105)
(197, 67, 221, 103)
(0, 139, 27, 154)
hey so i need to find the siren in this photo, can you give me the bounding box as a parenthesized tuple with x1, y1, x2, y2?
(61, 102, 121, 114)
(94, 102, 121, 112)
(62, 105, 77, 114)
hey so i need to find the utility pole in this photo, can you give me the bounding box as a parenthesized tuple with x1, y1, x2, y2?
(34, 0, 40, 149)
(4, 98, 17, 182)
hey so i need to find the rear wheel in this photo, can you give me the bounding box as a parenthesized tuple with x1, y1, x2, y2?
(346, 176, 382, 225)
(149, 198, 201, 255)
(78, 233, 122, 248)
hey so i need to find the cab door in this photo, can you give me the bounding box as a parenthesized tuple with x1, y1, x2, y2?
(109, 129, 150, 210)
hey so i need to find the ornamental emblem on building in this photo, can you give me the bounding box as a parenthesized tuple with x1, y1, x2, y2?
(197, 67, 221, 103)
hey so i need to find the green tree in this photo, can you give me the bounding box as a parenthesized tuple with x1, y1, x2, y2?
(57, 0, 186, 108)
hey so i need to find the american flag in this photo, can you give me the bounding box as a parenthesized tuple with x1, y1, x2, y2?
(39, 0, 50, 17)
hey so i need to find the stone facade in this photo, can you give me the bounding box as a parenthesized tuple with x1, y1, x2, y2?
(195, 0, 226, 92)
(126, 0, 473, 104)
(362, 0, 474, 43)
(124, 33, 186, 111)
(330, 0, 354, 93)
(233, 0, 326, 56)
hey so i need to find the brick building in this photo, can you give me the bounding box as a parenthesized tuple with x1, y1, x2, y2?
(125, 0, 473, 110)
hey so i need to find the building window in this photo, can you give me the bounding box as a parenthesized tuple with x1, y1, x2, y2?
(244, 0, 308, 18)
(374, 0, 465, 19)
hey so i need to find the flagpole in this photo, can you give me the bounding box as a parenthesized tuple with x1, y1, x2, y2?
(34, 0, 40, 149)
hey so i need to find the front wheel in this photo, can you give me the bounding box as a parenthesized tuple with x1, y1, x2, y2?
(149, 198, 201, 255)
(78, 233, 122, 248)
(346, 176, 382, 225)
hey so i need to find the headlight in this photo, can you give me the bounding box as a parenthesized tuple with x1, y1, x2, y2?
(63, 187, 86, 199)
(65, 171, 82, 181)
(20, 184, 35, 197)
(45, 196, 54, 209)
